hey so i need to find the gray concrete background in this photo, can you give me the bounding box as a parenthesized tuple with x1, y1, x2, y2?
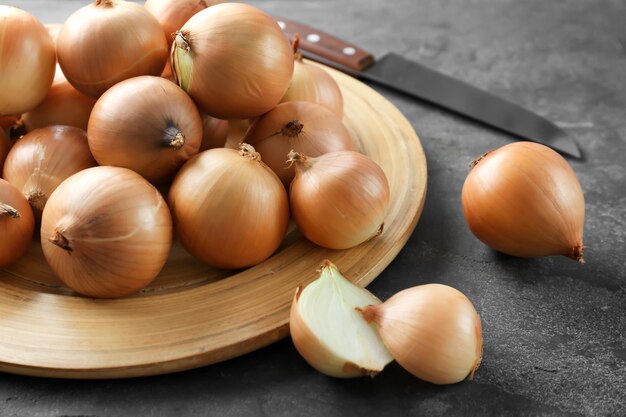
(1, 0, 625, 416)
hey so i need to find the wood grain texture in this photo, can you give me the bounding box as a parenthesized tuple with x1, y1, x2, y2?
(0, 64, 427, 379)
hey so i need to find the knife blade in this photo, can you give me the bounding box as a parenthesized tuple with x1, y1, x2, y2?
(276, 17, 581, 159)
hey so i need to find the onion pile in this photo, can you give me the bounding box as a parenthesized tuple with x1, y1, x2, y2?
(0, 6, 56, 116)
(56, 0, 168, 98)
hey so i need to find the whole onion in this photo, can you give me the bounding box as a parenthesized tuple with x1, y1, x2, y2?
(41, 166, 173, 298)
(0, 6, 56, 115)
(171, 3, 294, 118)
(56, 0, 168, 98)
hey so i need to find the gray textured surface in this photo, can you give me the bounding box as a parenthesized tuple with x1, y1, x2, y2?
(1, 0, 625, 416)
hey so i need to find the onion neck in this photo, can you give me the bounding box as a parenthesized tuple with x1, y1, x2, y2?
(9, 119, 26, 142)
(281, 120, 304, 137)
(469, 151, 491, 169)
(173, 31, 193, 91)
(355, 305, 379, 325)
(95, 0, 115, 7)
(286, 150, 312, 170)
(49, 229, 72, 252)
(162, 123, 185, 150)
(238, 143, 261, 161)
(565, 244, 585, 263)
(0, 203, 21, 219)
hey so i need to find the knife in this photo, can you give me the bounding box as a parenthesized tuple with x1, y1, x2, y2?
(276, 17, 581, 159)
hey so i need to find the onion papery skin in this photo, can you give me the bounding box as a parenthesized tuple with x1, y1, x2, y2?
(21, 65, 97, 132)
(41, 166, 173, 298)
(0, 6, 56, 116)
(199, 114, 229, 151)
(281, 59, 344, 118)
(0, 178, 35, 267)
(2, 126, 97, 220)
(243, 101, 354, 188)
(56, 0, 168, 98)
(88, 76, 202, 184)
(461, 142, 585, 261)
(171, 3, 294, 119)
(289, 151, 390, 249)
(359, 284, 483, 385)
(168, 145, 290, 269)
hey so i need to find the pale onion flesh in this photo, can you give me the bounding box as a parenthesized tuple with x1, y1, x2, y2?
(168, 144, 289, 269)
(2, 126, 97, 220)
(243, 101, 354, 188)
(0, 6, 56, 115)
(462, 142, 585, 261)
(0, 178, 35, 267)
(87, 75, 202, 184)
(41, 166, 173, 298)
(56, 0, 168, 98)
(289, 260, 394, 378)
(359, 284, 483, 385)
(171, 3, 294, 119)
(288, 150, 390, 249)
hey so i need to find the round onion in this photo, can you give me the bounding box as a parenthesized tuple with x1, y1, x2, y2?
(0, 178, 35, 267)
(56, 0, 168, 98)
(88, 75, 202, 184)
(244, 101, 354, 188)
(41, 166, 173, 298)
(0, 6, 56, 115)
(2, 126, 97, 220)
(288, 150, 389, 249)
(171, 3, 294, 119)
(20, 65, 97, 132)
(461, 142, 585, 261)
(169, 144, 290, 269)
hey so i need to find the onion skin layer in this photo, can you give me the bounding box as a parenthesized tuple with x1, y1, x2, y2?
(40, 166, 173, 298)
(171, 3, 294, 119)
(56, 0, 168, 98)
(168, 145, 290, 269)
(0, 128, 10, 173)
(461, 142, 585, 261)
(0, 178, 35, 267)
(0, 6, 56, 116)
(359, 284, 483, 385)
(87, 75, 202, 184)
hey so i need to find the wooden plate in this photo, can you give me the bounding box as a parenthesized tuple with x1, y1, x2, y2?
(0, 65, 427, 379)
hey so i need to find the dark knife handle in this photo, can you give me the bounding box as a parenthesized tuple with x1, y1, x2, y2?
(275, 17, 375, 72)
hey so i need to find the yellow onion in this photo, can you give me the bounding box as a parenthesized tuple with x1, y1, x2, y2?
(88, 75, 202, 184)
(20, 65, 97, 132)
(281, 37, 343, 117)
(1, 178, 35, 267)
(462, 142, 585, 261)
(288, 150, 389, 249)
(41, 166, 173, 298)
(0, 6, 56, 115)
(2, 126, 97, 220)
(199, 114, 229, 151)
(169, 144, 289, 269)
(56, 0, 168, 98)
(171, 3, 294, 118)
(243, 101, 354, 188)
(290, 260, 394, 378)
(358, 284, 483, 385)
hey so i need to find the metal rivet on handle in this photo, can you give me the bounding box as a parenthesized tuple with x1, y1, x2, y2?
(343, 47, 356, 56)
(306, 33, 321, 43)
(277, 21, 286, 30)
